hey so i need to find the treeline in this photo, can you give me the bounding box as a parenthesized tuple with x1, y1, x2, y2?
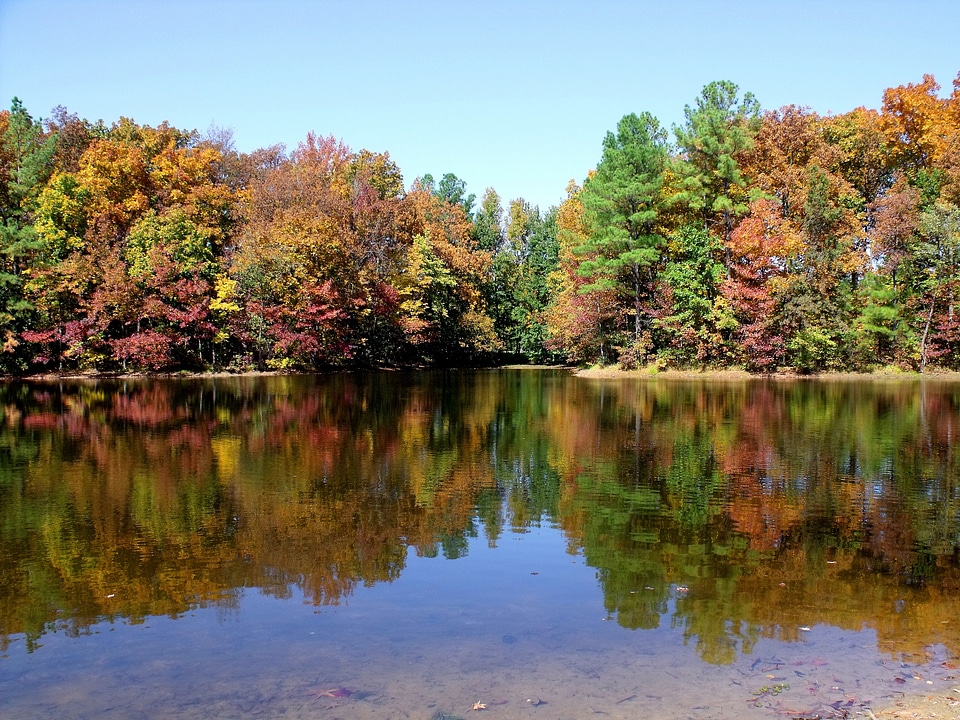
(550, 74, 960, 372)
(0, 104, 558, 373)
(1, 71, 959, 374)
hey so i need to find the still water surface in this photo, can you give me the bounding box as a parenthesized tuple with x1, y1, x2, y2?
(1, 370, 959, 718)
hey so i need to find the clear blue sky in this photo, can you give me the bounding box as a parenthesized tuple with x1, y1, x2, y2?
(1, 0, 958, 212)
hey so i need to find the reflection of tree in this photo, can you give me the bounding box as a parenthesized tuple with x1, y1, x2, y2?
(0, 371, 566, 650)
(550, 378, 960, 663)
(2, 373, 960, 665)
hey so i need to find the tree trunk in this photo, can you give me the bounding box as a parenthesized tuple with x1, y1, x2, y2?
(920, 294, 936, 372)
(634, 269, 642, 342)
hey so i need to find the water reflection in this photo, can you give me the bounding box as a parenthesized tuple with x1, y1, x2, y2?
(1, 371, 959, 671)
(564, 378, 960, 662)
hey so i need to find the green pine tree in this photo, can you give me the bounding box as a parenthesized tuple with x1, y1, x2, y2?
(674, 81, 760, 266)
(0, 98, 59, 367)
(577, 112, 670, 346)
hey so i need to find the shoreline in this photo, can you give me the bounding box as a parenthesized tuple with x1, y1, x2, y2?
(6, 364, 960, 383)
(571, 365, 960, 381)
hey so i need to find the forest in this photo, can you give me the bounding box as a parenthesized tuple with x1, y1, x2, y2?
(0, 71, 958, 374)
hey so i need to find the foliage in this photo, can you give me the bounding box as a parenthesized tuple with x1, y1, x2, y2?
(3, 70, 960, 373)
(544, 182, 621, 364)
(577, 112, 670, 352)
(654, 225, 731, 367)
(674, 80, 760, 255)
(545, 72, 960, 372)
(0, 99, 58, 370)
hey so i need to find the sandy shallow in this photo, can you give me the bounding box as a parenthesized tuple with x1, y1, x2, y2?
(874, 691, 960, 719)
(4, 617, 959, 720)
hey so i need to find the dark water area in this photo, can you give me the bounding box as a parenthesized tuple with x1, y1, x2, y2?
(1, 370, 959, 718)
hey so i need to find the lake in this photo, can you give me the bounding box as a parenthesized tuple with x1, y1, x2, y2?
(1, 369, 959, 719)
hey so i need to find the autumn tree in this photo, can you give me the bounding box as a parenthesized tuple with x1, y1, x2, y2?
(916, 202, 960, 370)
(45, 105, 98, 174)
(721, 198, 802, 371)
(25, 117, 239, 371)
(868, 174, 921, 292)
(396, 232, 460, 351)
(8, 70, 960, 374)
(545, 182, 619, 363)
(231, 134, 356, 369)
(343, 148, 408, 361)
(820, 107, 893, 209)
(940, 75, 960, 206)
(777, 165, 866, 371)
(741, 106, 838, 218)
(881, 74, 951, 179)
(397, 181, 497, 363)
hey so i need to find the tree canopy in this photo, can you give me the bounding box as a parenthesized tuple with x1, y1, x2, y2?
(2, 70, 960, 374)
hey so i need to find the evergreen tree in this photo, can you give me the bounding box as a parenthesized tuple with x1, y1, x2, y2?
(577, 112, 670, 349)
(0, 98, 58, 367)
(517, 206, 559, 361)
(675, 81, 760, 266)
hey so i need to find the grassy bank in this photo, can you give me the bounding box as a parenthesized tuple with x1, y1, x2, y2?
(571, 365, 960, 381)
